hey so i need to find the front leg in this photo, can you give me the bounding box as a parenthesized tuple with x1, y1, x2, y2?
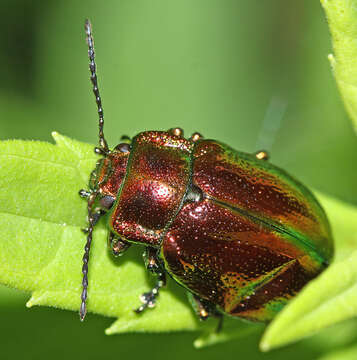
(108, 231, 131, 257)
(135, 247, 166, 313)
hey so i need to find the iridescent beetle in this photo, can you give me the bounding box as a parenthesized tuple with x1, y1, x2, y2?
(79, 20, 333, 324)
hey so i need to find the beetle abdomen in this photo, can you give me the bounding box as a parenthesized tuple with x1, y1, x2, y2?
(162, 199, 321, 322)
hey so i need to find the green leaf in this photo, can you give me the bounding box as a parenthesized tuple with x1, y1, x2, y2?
(0, 133, 201, 333)
(193, 319, 263, 349)
(2, 134, 357, 349)
(260, 194, 357, 351)
(317, 344, 357, 360)
(321, 0, 357, 133)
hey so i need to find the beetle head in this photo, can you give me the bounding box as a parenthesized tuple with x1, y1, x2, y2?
(88, 149, 130, 212)
(79, 147, 130, 321)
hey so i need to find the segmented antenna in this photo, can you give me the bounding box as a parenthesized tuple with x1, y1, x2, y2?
(80, 19, 108, 321)
(84, 19, 109, 153)
(80, 193, 97, 321)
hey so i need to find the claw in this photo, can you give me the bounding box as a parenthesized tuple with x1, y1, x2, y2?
(134, 290, 158, 313)
(79, 189, 91, 198)
(134, 305, 146, 313)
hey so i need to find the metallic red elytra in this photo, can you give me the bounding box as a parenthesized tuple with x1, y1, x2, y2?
(79, 20, 333, 325)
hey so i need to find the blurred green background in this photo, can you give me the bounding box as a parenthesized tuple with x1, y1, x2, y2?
(1, 0, 357, 359)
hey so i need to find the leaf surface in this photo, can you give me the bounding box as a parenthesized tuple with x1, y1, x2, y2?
(321, 0, 357, 133)
(318, 344, 357, 360)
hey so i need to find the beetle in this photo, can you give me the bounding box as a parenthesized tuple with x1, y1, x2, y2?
(79, 20, 333, 325)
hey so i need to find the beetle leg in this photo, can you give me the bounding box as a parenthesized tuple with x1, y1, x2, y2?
(187, 292, 215, 320)
(255, 150, 269, 161)
(108, 231, 131, 257)
(189, 132, 203, 142)
(187, 292, 224, 332)
(134, 271, 166, 313)
(81, 210, 104, 233)
(215, 314, 224, 333)
(79, 189, 91, 198)
(168, 127, 184, 137)
(134, 247, 166, 313)
(143, 246, 161, 273)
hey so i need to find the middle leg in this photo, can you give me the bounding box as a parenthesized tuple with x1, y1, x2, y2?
(135, 247, 166, 313)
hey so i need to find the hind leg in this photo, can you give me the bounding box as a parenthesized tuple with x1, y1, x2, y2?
(187, 292, 224, 332)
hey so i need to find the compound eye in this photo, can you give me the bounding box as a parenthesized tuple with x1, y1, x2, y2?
(114, 143, 131, 153)
(99, 195, 115, 210)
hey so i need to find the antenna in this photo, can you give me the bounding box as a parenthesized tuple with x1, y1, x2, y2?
(80, 19, 108, 321)
(84, 19, 109, 154)
(79, 192, 98, 321)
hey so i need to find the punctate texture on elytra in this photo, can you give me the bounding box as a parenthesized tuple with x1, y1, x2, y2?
(110, 132, 194, 246)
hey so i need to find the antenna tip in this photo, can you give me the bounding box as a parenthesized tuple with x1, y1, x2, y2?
(80, 302, 87, 321)
(84, 19, 92, 34)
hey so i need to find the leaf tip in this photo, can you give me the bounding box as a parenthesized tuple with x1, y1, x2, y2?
(26, 292, 46, 308)
(259, 340, 271, 352)
(105, 326, 115, 335)
(193, 332, 219, 349)
(193, 330, 222, 349)
(26, 296, 36, 308)
(51, 131, 62, 144)
(193, 338, 204, 349)
(328, 53, 336, 70)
